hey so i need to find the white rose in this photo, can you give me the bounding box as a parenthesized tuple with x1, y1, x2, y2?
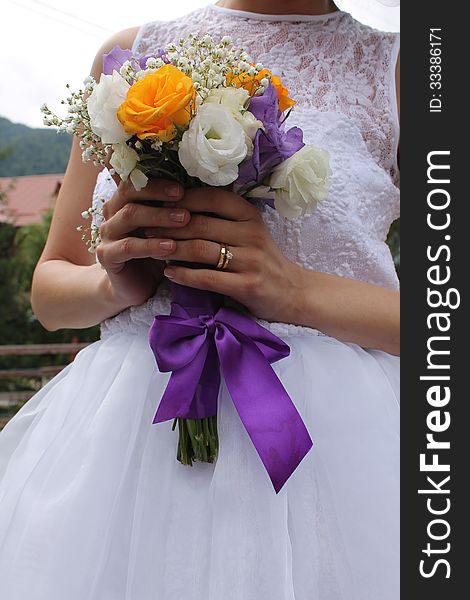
(206, 87, 263, 156)
(109, 144, 148, 191)
(268, 145, 331, 219)
(87, 71, 131, 145)
(178, 103, 248, 186)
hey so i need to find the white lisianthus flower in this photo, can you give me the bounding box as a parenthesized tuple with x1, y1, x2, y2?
(87, 71, 131, 144)
(178, 103, 248, 186)
(129, 168, 149, 192)
(206, 87, 263, 157)
(237, 110, 264, 157)
(109, 143, 138, 179)
(269, 145, 331, 219)
(206, 87, 250, 112)
(109, 144, 148, 191)
(245, 185, 275, 201)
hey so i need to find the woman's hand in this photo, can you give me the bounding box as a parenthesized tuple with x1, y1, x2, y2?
(97, 178, 189, 308)
(142, 187, 303, 323)
(143, 186, 400, 355)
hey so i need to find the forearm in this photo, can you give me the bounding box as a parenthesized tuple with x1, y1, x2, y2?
(31, 260, 129, 331)
(290, 268, 400, 356)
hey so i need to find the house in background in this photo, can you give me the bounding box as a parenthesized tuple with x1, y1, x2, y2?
(0, 174, 64, 226)
(0, 172, 81, 427)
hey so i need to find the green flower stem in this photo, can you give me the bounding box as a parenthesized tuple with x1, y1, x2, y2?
(142, 166, 185, 185)
(173, 417, 219, 466)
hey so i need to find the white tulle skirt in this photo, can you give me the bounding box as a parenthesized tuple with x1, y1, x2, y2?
(0, 329, 399, 600)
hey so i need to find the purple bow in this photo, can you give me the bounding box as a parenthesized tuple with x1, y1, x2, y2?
(149, 302, 313, 493)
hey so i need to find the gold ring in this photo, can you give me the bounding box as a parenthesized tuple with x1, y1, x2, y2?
(216, 243, 234, 270)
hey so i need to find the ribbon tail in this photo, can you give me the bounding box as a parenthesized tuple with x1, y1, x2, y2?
(151, 337, 218, 423)
(152, 367, 199, 423)
(183, 338, 220, 420)
(217, 328, 313, 493)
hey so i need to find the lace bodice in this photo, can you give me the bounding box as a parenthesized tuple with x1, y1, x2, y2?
(97, 4, 400, 339)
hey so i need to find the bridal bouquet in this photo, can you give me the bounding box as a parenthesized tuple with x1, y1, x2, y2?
(41, 34, 331, 492)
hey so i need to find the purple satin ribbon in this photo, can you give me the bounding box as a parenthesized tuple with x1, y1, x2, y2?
(149, 301, 313, 493)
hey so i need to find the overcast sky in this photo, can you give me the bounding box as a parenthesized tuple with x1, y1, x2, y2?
(0, 0, 399, 129)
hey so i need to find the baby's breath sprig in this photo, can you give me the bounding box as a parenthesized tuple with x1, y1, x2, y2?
(158, 33, 266, 101)
(76, 203, 104, 253)
(41, 77, 110, 167)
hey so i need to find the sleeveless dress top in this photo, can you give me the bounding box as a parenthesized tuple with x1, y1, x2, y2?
(95, 3, 400, 339)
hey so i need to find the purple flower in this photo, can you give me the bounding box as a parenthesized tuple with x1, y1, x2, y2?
(102, 45, 152, 76)
(235, 84, 304, 192)
(157, 49, 171, 64)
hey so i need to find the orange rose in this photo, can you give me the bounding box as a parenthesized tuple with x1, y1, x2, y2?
(227, 67, 295, 112)
(117, 65, 195, 142)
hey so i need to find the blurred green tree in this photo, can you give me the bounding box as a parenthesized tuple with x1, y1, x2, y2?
(386, 219, 400, 277)
(0, 190, 99, 393)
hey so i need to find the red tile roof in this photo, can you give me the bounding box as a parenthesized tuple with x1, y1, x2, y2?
(0, 174, 64, 226)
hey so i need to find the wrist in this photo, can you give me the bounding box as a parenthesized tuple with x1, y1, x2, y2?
(95, 264, 131, 315)
(281, 262, 314, 326)
(284, 265, 330, 331)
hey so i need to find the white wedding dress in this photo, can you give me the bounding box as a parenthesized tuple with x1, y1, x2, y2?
(0, 6, 400, 599)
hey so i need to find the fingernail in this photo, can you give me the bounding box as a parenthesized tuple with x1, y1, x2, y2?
(165, 268, 176, 280)
(166, 184, 182, 198)
(159, 240, 174, 251)
(169, 209, 186, 223)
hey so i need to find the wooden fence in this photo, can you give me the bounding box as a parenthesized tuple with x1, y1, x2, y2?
(0, 343, 89, 429)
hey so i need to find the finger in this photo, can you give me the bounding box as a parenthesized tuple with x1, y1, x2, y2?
(164, 265, 244, 296)
(100, 204, 190, 241)
(164, 239, 239, 271)
(179, 187, 260, 221)
(96, 237, 177, 272)
(145, 213, 256, 246)
(103, 178, 184, 220)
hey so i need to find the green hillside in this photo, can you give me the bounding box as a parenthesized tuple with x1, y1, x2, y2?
(0, 116, 72, 176)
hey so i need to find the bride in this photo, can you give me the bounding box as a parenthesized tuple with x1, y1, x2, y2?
(0, 1, 400, 598)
